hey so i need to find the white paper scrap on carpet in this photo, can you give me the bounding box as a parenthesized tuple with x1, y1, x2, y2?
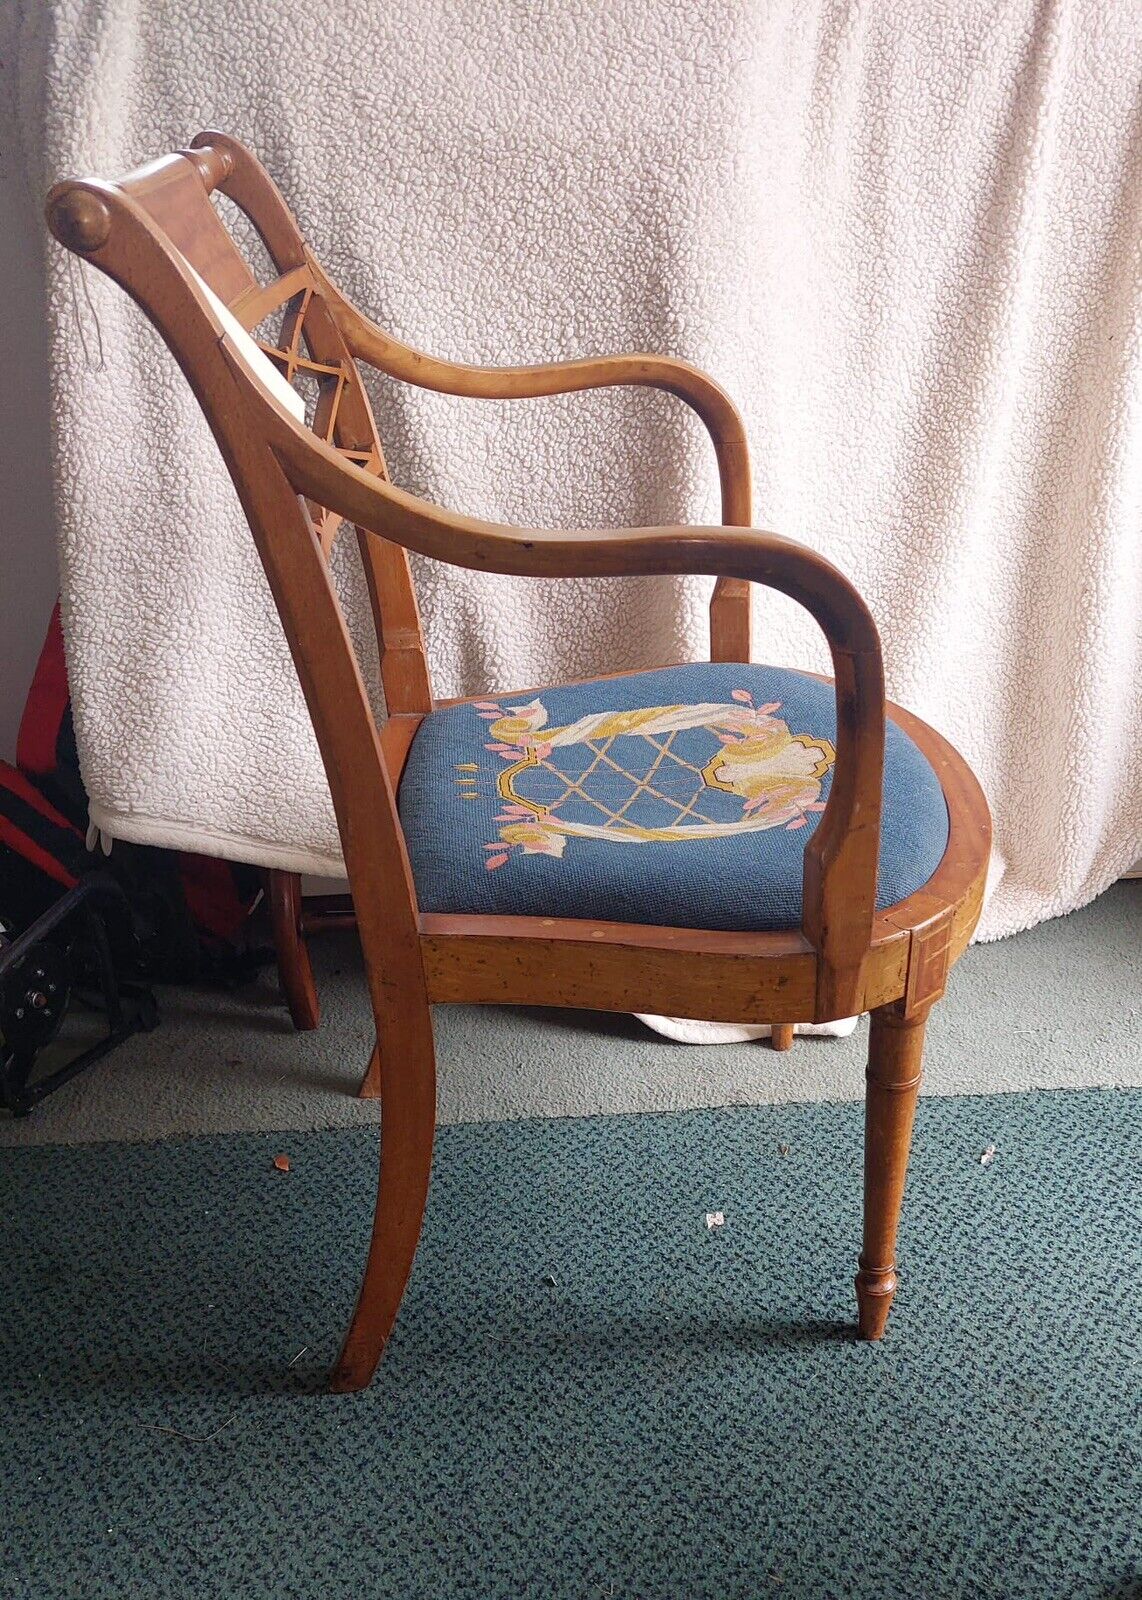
(637, 1016, 860, 1045)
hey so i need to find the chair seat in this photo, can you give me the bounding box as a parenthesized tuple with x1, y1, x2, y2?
(398, 663, 950, 932)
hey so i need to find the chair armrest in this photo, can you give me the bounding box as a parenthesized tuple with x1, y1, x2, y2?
(262, 389, 884, 1018)
(308, 258, 753, 661)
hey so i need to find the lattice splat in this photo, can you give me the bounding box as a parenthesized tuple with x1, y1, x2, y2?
(256, 282, 386, 553)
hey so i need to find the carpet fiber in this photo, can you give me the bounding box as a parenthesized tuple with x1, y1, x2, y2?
(2, 1087, 1140, 1599)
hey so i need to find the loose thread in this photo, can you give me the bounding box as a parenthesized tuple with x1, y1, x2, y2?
(66, 253, 106, 373)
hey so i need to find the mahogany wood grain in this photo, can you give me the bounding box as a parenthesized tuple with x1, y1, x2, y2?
(266, 869, 319, 1031)
(855, 1003, 930, 1338)
(380, 713, 425, 774)
(358, 1044, 382, 1101)
(305, 251, 754, 662)
(421, 929, 823, 1021)
(45, 132, 992, 1390)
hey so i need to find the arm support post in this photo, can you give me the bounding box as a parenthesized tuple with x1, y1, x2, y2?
(309, 260, 754, 660)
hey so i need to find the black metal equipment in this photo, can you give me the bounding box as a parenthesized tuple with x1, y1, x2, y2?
(0, 875, 158, 1117)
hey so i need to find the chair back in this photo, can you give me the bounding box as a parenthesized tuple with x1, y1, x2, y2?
(50, 132, 432, 714)
(46, 132, 430, 957)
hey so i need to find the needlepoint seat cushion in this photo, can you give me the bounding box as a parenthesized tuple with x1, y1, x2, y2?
(398, 663, 949, 931)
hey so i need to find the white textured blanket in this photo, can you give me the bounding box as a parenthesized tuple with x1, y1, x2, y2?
(20, 0, 1142, 940)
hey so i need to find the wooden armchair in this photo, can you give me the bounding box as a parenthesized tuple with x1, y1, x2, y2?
(46, 133, 990, 1392)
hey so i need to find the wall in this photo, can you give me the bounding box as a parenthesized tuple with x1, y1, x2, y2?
(0, 21, 58, 759)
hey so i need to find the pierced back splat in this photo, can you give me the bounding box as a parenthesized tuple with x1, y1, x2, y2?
(257, 281, 386, 555)
(191, 133, 433, 715)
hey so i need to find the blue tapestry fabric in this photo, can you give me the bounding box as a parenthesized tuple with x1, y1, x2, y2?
(398, 663, 949, 931)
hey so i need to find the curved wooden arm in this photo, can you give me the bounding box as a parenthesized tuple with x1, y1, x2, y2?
(254, 373, 883, 1017)
(308, 257, 753, 661)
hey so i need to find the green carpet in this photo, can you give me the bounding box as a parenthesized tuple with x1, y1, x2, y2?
(2, 1087, 1140, 1599)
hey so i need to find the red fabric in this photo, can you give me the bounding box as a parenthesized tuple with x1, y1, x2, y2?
(12, 608, 256, 944)
(0, 764, 83, 888)
(17, 603, 69, 778)
(0, 825, 79, 889)
(0, 765, 82, 838)
(176, 852, 252, 943)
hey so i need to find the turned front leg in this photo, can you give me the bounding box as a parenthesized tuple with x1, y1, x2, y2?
(855, 1002, 929, 1340)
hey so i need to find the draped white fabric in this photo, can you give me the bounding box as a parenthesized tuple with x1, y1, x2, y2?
(21, 0, 1142, 938)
